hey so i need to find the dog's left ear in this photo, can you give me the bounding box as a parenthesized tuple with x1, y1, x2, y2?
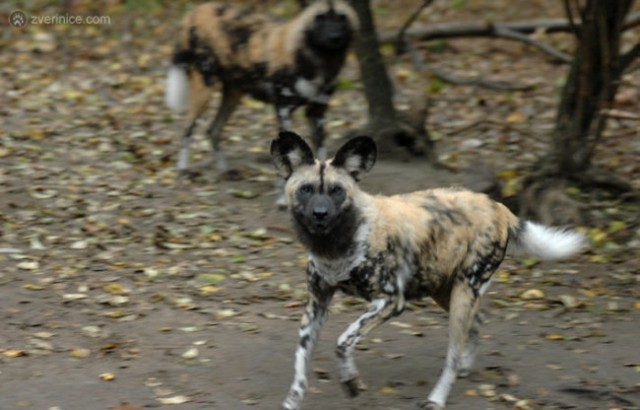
(332, 136, 377, 181)
(271, 131, 315, 179)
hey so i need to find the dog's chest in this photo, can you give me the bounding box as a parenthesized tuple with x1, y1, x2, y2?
(309, 246, 440, 301)
(207, 48, 335, 104)
(335, 254, 385, 300)
(272, 75, 330, 104)
(310, 250, 419, 301)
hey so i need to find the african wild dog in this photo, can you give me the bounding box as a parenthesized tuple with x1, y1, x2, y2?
(165, 0, 357, 176)
(271, 131, 586, 410)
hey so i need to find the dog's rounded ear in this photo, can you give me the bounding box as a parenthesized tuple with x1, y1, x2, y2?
(332, 136, 376, 181)
(271, 131, 315, 179)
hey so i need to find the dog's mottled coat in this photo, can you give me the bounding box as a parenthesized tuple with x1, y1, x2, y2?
(271, 131, 585, 410)
(166, 1, 357, 174)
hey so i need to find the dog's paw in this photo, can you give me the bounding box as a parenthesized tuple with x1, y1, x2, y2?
(281, 399, 298, 410)
(416, 399, 444, 410)
(220, 169, 244, 181)
(457, 368, 472, 378)
(341, 377, 367, 398)
(177, 169, 200, 181)
(275, 194, 288, 210)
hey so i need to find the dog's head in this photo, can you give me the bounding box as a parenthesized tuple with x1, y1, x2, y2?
(271, 131, 376, 241)
(303, 1, 357, 52)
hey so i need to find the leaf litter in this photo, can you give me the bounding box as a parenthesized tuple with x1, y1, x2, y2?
(0, 1, 638, 409)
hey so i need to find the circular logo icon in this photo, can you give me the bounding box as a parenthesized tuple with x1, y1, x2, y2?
(9, 10, 28, 28)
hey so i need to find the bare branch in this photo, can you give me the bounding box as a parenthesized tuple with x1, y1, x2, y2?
(400, 31, 535, 91)
(602, 109, 640, 121)
(405, 39, 427, 72)
(395, 0, 435, 55)
(380, 20, 573, 63)
(492, 26, 572, 63)
(379, 11, 640, 42)
(620, 43, 640, 72)
(622, 13, 640, 30)
(563, 0, 580, 37)
(423, 63, 533, 91)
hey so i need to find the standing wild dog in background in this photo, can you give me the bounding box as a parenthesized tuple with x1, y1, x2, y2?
(271, 131, 586, 410)
(166, 0, 357, 176)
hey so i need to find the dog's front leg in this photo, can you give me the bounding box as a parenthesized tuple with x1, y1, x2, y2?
(336, 297, 400, 397)
(275, 103, 295, 133)
(282, 286, 334, 410)
(304, 101, 328, 161)
(273, 103, 295, 208)
(205, 86, 241, 174)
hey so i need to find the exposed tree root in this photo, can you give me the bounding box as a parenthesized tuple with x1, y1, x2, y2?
(345, 117, 433, 160)
(576, 167, 635, 194)
(519, 165, 638, 226)
(519, 180, 587, 226)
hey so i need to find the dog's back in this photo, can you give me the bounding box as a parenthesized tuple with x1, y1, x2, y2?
(368, 188, 516, 259)
(173, 3, 275, 92)
(363, 188, 517, 299)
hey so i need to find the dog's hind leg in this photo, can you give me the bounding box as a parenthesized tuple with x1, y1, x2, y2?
(458, 313, 483, 378)
(178, 72, 212, 175)
(206, 85, 241, 174)
(421, 283, 480, 410)
(336, 297, 401, 397)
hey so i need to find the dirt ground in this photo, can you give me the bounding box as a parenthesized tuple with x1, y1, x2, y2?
(1, 1, 639, 410)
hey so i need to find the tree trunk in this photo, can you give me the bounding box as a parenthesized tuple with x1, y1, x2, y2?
(552, 0, 632, 176)
(349, 0, 395, 124)
(520, 0, 636, 224)
(347, 0, 432, 157)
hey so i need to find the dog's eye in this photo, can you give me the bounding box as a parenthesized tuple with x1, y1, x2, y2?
(329, 185, 344, 197)
(299, 184, 314, 195)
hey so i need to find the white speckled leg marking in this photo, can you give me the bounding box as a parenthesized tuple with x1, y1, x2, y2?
(335, 298, 400, 396)
(215, 150, 227, 173)
(177, 121, 197, 172)
(177, 141, 190, 171)
(316, 146, 327, 162)
(277, 107, 294, 131)
(282, 293, 331, 410)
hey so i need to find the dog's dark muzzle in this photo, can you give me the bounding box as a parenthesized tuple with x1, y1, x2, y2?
(302, 196, 336, 235)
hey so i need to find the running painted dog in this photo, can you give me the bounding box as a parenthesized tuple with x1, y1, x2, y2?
(166, 1, 357, 175)
(271, 131, 586, 410)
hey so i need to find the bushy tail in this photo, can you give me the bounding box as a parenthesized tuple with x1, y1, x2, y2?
(509, 221, 586, 260)
(165, 65, 189, 113)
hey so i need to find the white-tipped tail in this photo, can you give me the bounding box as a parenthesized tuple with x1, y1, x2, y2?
(165, 66, 189, 113)
(510, 221, 586, 260)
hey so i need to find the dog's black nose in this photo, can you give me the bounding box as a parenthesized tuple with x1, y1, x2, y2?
(313, 207, 328, 220)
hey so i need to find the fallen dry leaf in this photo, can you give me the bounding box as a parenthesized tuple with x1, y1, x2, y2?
(100, 372, 115, 381)
(520, 288, 545, 300)
(156, 395, 190, 404)
(112, 403, 142, 410)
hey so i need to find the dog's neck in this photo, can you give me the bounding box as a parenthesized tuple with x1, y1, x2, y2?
(306, 220, 371, 286)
